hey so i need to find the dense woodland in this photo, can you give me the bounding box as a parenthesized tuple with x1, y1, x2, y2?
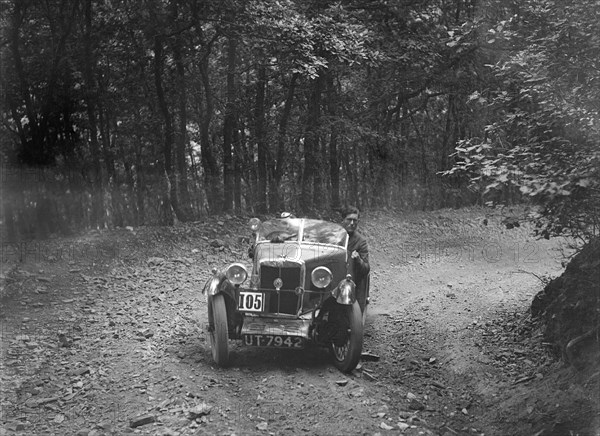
(1, 0, 598, 241)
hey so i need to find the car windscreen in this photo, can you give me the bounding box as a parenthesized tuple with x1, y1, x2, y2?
(257, 219, 347, 247)
(258, 219, 302, 242)
(301, 219, 347, 247)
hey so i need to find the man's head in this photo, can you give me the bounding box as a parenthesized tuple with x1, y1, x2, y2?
(342, 206, 360, 235)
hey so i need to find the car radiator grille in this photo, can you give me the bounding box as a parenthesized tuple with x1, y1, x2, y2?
(260, 265, 301, 315)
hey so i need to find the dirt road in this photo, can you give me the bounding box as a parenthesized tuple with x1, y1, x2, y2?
(1, 208, 586, 435)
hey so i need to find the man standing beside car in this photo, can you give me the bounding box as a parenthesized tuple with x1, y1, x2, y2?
(342, 206, 370, 311)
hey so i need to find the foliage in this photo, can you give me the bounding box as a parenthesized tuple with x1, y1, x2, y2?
(244, 1, 375, 78)
(2, 0, 597, 237)
(445, 0, 600, 242)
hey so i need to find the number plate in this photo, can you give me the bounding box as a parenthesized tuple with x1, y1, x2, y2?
(243, 334, 305, 349)
(238, 291, 264, 312)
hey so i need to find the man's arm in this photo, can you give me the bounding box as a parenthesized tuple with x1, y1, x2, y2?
(352, 237, 370, 276)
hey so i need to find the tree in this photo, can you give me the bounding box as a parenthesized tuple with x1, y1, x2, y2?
(170, 0, 192, 220)
(82, 0, 104, 228)
(222, 33, 237, 212)
(5, 0, 595, 236)
(445, 0, 600, 242)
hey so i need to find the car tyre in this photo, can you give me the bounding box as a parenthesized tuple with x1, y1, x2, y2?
(208, 294, 230, 367)
(362, 277, 370, 326)
(330, 301, 363, 373)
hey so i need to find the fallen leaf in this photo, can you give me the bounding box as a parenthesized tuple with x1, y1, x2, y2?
(380, 422, 394, 430)
(188, 402, 212, 419)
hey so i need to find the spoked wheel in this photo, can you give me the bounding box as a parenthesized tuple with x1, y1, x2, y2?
(357, 275, 370, 327)
(361, 279, 370, 327)
(330, 300, 363, 373)
(208, 294, 230, 367)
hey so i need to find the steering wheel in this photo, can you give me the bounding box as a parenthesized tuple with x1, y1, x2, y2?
(266, 232, 297, 242)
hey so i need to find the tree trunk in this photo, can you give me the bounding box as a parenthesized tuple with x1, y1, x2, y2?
(172, 0, 191, 221)
(188, 141, 203, 215)
(83, 0, 104, 228)
(135, 136, 146, 225)
(342, 141, 357, 206)
(191, 7, 221, 213)
(313, 138, 323, 208)
(233, 125, 243, 212)
(198, 57, 221, 213)
(326, 73, 340, 210)
(301, 75, 323, 212)
(255, 64, 268, 213)
(152, 32, 176, 225)
(239, 117, 256, 211)
(98, 108, 116, 181)
(270, 73, 297, 213)
(222, 35, 237, 212)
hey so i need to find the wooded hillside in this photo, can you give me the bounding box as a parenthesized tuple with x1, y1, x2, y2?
(1, 0, 598, 241)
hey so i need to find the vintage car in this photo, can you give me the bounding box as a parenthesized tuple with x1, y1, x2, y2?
(202, 215, 369, 372)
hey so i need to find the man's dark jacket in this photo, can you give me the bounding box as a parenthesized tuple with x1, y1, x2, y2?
(347, 231, 370, 277)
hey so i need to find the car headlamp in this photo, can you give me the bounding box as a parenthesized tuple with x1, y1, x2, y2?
(311, 266, 333, 289)
(226, 263, 248, 285)
(249, 218, 261, 232)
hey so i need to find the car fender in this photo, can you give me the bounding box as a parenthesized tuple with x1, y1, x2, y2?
(203, 271, 236, 302)
(331, 276, 356, 305)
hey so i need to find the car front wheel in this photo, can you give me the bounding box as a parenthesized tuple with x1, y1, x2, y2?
(208, 294, 230, 366)
(330, 300, 363, 373)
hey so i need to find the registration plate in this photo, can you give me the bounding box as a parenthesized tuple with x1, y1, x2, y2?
(243, 334, 305, 349)
(238, 291, 264, 312)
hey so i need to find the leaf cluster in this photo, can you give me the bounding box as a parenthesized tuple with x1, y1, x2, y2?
(445, 0, 600, 242)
